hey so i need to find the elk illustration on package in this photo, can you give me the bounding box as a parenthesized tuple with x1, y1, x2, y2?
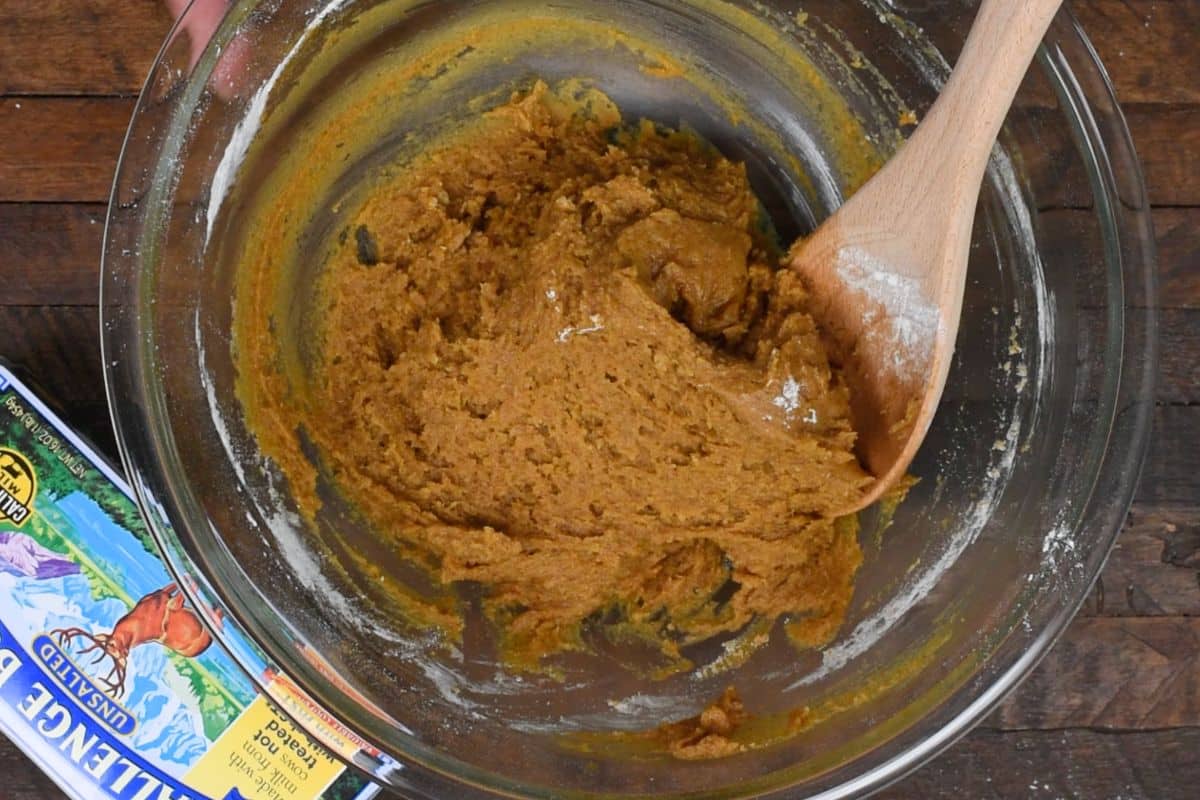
(51, 580, 221, 699)
(0, 365, 380, 800)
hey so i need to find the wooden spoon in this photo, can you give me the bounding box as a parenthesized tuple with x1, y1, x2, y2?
(789, 0, 1064, 512)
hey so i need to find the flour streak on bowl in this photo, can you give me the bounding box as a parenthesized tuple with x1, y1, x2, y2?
(206, 0, 354, 244)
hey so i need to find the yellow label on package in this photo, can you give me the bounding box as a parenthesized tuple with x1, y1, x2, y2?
(188, 696, 344, 799)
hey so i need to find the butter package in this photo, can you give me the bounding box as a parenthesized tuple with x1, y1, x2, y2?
(0, 365, 382, 800)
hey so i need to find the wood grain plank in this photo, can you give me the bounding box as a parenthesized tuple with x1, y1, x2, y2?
(1038, 207, 1198, 310)
(1070, 0, 1200, 106)
(0, 102, 1196, 206)
(1128, 105, 1200, 208)
(1084, 506, 1200, 617)
(2, 727, 1196, 800)
(1, 202, 1194, 315)
(988, 617, 1200, 731)
(1138, 406, 1200, 510)
(3, 298, 1191, 416)
(0, 204, 106, 305)
(0, 744, 64, 800)
(0, 0, 172, 96)
(0, 306, 115, 457)
(1155, 209, 1200, 307)
(0, 303, 1192, 510)
(1160, 310, 1200, 404)
(1016, 104, 1200, 208)
(0, 98, 132, 203)
(0, 0, 1195, 108)
(881, 728, 1200, 800)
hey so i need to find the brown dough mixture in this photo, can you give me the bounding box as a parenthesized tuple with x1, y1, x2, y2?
(239, 82, 870, 670)
(658, 686, 749, 760)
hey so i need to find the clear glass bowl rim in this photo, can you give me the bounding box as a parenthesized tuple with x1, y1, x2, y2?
(99, 1, 1159, 798)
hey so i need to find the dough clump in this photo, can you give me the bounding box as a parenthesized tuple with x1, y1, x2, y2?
(240, 82, 870, 669)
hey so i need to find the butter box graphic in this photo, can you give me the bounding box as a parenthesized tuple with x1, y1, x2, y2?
(0, 365, 381, 800)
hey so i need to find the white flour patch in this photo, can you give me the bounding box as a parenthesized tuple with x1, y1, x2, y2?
(1040, 520, 1078, 574)
(834, 246, 940, 382)
(557, 314, 605, 343)
(772, 376, 802, 415)
(606, 693, 689, 717)
(512, 692, 696, 734)
(415, 659, 486, 716)
(261, 497, 358, 624)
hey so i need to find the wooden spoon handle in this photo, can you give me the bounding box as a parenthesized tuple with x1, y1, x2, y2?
(829, 0, 1066, 271)
(905, 0, 1065, 196)
(786, 0, 1066, 510)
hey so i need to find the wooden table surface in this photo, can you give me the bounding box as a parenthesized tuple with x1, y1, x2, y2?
(1, 1, 1196, 797)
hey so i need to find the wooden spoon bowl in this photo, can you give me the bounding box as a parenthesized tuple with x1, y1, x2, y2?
(788, 0, 1066, 512)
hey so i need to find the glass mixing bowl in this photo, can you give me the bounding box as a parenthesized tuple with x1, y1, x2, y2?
(101, 0, 1157, 797)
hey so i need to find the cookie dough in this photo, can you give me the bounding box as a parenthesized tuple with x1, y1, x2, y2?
(237, 82, 871, 669)
(659, 686, 748, 760)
